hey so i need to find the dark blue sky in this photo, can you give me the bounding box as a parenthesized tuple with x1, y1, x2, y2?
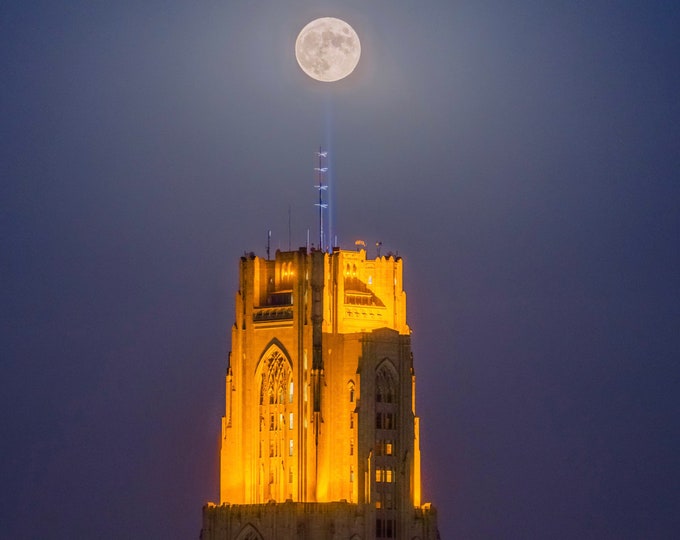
(2, 1, 679, 538)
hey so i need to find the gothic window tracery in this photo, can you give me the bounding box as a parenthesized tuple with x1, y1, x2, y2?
(375, 360, 399, 529)
(257, 348, 294, 502)
(376, 365, 397, 404)
(235, 523, 264, 540)
(259, 351, 292, 409)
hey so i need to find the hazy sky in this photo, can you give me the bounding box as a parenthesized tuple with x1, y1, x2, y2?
(2, 1, 679, 538)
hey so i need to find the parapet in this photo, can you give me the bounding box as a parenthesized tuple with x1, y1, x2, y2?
(201, 501, 439, 540)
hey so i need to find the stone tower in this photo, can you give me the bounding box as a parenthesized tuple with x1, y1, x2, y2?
(201, 247, 439, 540)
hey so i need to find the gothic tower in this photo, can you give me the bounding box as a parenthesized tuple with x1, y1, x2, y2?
(201, 247, 439, 540)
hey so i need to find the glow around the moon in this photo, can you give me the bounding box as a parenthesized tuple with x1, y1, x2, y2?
(295, 17, 361, 82)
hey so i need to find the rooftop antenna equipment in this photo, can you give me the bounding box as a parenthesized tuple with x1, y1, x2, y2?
(314, 148, 329, 252)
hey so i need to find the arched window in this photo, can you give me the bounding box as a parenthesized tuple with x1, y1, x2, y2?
(236, 523, 264, 540)
(375, 360, 399, 470)
(259, 350, 292, 407)
(375, 362, 398, 404)
(257, 347, 293, 502)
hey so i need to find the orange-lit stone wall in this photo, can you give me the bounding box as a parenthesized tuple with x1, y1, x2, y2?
(206, 248, 438, 539)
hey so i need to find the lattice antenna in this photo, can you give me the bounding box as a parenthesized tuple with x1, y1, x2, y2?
(314, 147, 329, 252)
(266, 229, 271, 260)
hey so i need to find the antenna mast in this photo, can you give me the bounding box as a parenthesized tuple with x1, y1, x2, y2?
(314, 147, 329, 252)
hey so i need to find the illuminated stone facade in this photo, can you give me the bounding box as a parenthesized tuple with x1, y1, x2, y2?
(201, 248, 439, 540)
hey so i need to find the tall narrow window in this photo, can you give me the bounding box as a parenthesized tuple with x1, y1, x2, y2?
(375, 363, 398, 405)
(258, 347, 293, 499)
(386, 519, 394, 538)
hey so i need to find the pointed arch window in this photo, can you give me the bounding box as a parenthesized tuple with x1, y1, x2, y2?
(259, 350, 292, 409)
(375, 362, 398, 404)
(236, 523, 264, 540)
(257, 348, 293, 502)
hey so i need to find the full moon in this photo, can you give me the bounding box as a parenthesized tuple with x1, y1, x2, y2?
(295, 17, 361, 82)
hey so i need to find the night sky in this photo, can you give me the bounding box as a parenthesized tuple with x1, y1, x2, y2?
(2, 1, 679, 539)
